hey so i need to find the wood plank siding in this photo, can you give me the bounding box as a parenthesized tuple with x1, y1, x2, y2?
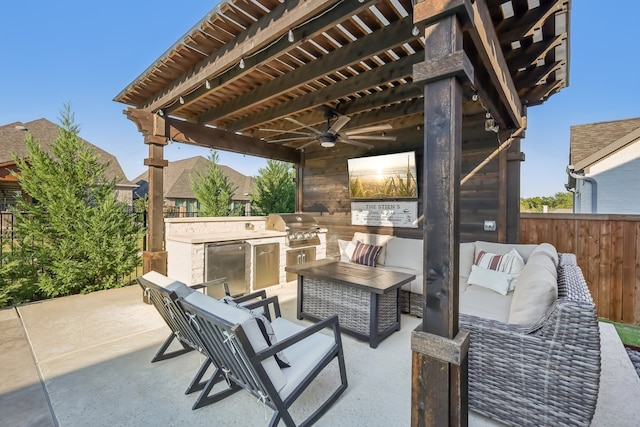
(301, 126, 507, 261)
(521, 213, 640, 325)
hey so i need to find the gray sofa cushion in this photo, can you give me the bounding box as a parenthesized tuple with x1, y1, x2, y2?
(384, 237, 423, 271)
(474, 241, 538, 262)
(460, 285, 513, 322)
(459, 242, 476, 293)
(507, 260, 558, 325)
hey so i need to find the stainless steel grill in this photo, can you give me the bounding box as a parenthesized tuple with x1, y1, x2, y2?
(266, 213, 321, 248)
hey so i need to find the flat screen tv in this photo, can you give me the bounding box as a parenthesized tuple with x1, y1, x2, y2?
(348, 151, 417, 199)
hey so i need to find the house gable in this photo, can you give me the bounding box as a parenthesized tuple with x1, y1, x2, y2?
(133, 155, 255, 202)
(0, 118, 133, 186)
(570, 117, 640, 165)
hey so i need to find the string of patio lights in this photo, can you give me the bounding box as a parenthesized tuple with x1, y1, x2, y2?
(156, 0, 425, 119)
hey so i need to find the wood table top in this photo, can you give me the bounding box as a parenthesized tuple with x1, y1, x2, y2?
(285, 258, 415, 294)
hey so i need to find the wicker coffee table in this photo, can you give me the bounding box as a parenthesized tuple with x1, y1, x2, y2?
(285, 259, 415, 348)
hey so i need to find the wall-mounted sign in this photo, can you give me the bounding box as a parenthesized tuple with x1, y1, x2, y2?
(351, 201, 418, 228)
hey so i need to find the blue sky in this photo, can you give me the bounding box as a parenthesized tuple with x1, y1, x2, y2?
(1, 1, 638, 197)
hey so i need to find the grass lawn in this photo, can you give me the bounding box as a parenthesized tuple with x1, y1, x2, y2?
(601, 319, 640, 347)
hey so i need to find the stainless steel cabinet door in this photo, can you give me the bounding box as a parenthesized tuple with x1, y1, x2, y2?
(253, 243, 280, 289)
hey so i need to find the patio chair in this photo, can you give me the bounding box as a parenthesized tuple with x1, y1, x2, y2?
(178, 291, 348, 426)
(136, 271, 266, 399)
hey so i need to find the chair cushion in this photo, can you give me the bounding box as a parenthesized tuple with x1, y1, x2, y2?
(350, 241, 382, 267)
(183, 292, 287, 392)
(141, 271, 194, 298)
(271, 317, 336, 400)
(222, 296, 290, 368)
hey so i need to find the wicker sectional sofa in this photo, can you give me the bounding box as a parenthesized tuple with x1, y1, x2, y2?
(338, 233, 601, 426)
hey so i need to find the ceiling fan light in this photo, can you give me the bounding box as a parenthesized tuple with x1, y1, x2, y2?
(320, 141, 335, 148)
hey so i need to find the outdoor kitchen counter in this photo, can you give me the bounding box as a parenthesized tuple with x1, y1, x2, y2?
(166, 230, 287, 244)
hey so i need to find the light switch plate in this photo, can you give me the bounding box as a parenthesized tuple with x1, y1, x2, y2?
(484, 220, 496, 232)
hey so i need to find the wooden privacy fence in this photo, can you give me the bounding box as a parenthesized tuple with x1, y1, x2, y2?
(520, 213, 640, 325)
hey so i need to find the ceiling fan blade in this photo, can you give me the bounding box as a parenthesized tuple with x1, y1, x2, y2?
(297, 140, 318, 150)
(340, 138, 373, 149)
(266, 136, 315, 143)
(327, 115, 351, 134)
(343, 123, 393, 135)
(347, 135, 397, 141)
(284, 117, 323, 135)
(259, 128, 314, 136)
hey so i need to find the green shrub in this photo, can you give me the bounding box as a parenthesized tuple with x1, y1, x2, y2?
(0, 104, 143, 305)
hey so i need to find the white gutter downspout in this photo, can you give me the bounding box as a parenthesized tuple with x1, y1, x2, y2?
(566, 165, 597, 213)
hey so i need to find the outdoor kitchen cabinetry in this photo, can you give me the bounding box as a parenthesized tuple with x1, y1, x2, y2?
(253, 243, 280, 289)
(286, 247, 316, 282)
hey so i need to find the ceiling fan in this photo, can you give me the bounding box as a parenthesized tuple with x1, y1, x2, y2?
(260, 110, 396, 150)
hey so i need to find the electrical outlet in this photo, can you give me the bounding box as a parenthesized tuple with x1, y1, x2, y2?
(484, 220, 496, 232)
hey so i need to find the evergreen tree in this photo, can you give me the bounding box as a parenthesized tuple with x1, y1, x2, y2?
(250, 160, 295, 215)
(0, 104, 142, 304)
(189, 150, 238, 216)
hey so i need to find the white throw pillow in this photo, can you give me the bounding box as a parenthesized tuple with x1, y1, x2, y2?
(475, 248, 524, 291)
(467, 265, 513, 295)
(338, 239, 356, 262)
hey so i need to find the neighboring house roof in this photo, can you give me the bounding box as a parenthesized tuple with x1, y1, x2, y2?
(0, 118, 134, 186)
(132, 156, 254, 202)
(570, 117, 640, 167)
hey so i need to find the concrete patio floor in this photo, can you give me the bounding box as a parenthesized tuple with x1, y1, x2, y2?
(2, 284, 640, 427)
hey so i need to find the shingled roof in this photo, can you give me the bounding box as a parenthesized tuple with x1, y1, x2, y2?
(0, 118, 133, 186)
(132, 156, 254, 202)
(570, 117, 640, 165)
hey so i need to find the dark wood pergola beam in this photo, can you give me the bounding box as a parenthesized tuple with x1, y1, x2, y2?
(513, 60, 562, 93)
(126, 108, 300, 164)
(164, 0, 377, 118)
(505, 33, 565, 72)
(414, 0, 525, 129)
(202, 15, 418, 127)
(142, 0, 339, 112)
(520, 79, 563, 106)
(231, 52, 422, 132)
(496, 0, 564, 45)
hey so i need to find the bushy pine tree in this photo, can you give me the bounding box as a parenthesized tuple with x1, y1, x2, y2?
(250, 160, 295, 215)
(0, 104, 142, 304)
(189, 150, 238, 216)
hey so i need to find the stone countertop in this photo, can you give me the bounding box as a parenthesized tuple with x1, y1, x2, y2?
(166, 230, 287, 244)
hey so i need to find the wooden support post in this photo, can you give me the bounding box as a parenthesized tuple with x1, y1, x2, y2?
(411, 11, 469, 427)
(125, 108, 169, 274)
(144, 137, 168, 274)
(506, 134, 526, 242)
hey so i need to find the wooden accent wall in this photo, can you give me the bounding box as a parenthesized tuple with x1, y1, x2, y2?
(521, 213, 640, 325)
(301, 123, 505, 259)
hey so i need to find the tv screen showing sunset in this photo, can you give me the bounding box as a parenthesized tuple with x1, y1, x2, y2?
(348, 151, 417, 199)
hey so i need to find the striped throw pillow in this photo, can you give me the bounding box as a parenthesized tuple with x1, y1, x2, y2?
(350, 241, 382, 267)
(475, 249, 525, 291)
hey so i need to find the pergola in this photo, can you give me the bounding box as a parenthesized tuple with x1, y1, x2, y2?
(115, 0, 570, 424)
